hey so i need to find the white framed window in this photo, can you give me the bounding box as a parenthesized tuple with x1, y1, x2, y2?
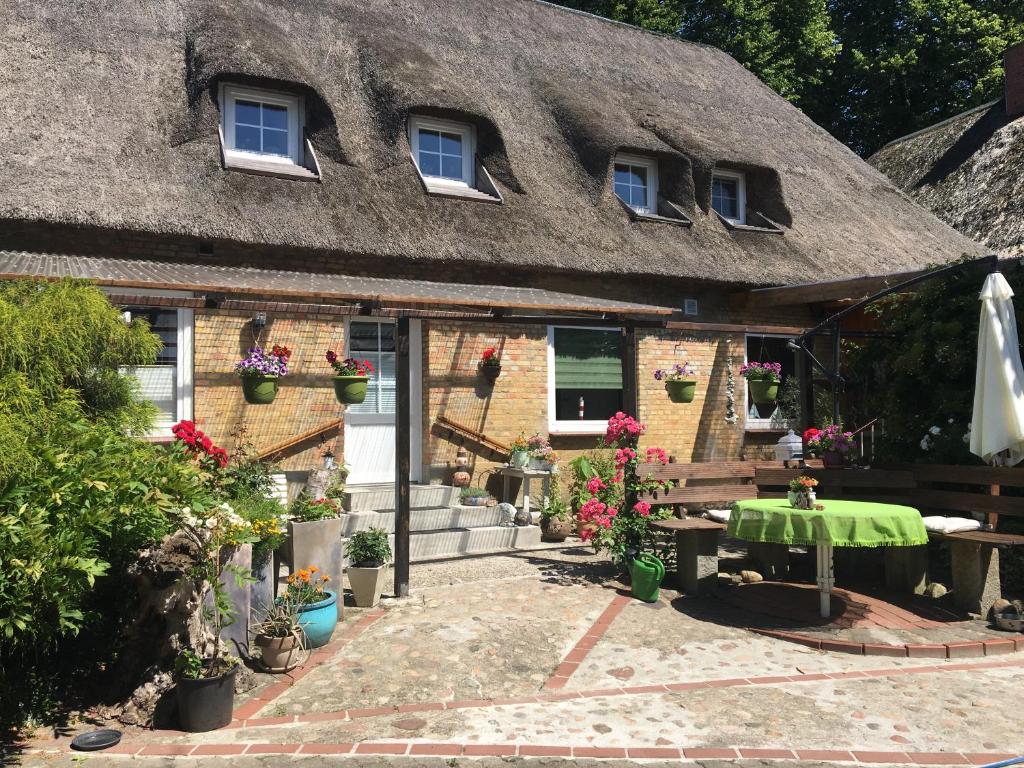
(744, 333, 795, 430)
(547, 326, 624, 434)
(613, 154, 658, 214)
(344, 319, 397, 416)
(712, 170, 746, 224)
(409, 116, 475, 189)
(108, 289, 194, 438)
(221, 84, 302, 166)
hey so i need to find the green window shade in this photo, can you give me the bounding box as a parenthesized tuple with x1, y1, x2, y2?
(554, 328, 623, 390)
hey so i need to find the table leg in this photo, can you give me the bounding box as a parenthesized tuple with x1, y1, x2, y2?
(542, 476, 551, 515)
(503, 474, 510, 505)
(817, 542, 834, 618)
(523, 476, 531, 521)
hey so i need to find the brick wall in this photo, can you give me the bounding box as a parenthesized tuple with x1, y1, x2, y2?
(1006, 41, 1024, 118)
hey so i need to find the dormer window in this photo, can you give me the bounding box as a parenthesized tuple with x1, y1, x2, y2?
(613, 154, 657, 214)
(407, 115, 501, 202)
(219, 84, 319, 180)
(712, 170, 746, 224)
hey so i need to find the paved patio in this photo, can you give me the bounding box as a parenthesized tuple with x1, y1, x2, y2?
(18, 547, 1024, 767)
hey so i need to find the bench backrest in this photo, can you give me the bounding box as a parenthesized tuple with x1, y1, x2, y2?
(636, 460, 763, 510)
(755, 467, 916, 505)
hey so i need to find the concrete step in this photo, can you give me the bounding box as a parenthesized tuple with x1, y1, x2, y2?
(342, 524, 543, 565)
(343, 483, 460, 512)
(339, 505, 507, 535)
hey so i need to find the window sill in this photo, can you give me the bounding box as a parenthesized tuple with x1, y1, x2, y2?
(224, 155, 320, 182)
(715, 210, 784, 234)
(618, 196, 692, 226)
(549, 424, 607, 436)
(422, 182, 502, 204)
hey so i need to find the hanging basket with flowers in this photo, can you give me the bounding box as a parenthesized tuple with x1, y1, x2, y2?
(236, 345, 291, 404)
(654, 362, 697, 403)
(479, 346, 501, 383)
(803, 423, 855, 468)
(740, 361, 782, 405)
(325, 351, 375, 404)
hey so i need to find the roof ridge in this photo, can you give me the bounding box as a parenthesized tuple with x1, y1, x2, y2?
(873, 99, 1002, 155)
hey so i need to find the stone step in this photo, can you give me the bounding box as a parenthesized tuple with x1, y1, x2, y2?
(342, 524, 543, 565)
(343, 483, 460, 512)
(339, 505, 508, 535)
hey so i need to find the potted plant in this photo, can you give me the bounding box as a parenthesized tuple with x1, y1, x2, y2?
(527, 433, 553, 470)
(286, 566, 337, 648)
(740, 361, 782, 405)
(238, 496, 289, 617)
(345, 528, 392, 608)
(287, 494, 344, 588)
(174, 503, 256, 732)
(509, 434, 530, 469)
(654, 362, 697, 403)
(539, 485, 573, 542)
(479, 346, 501, 383)
(803, 424, 854, 468)
(235, 345, 291, 405)
(253, 596, 305, 672)
(326, 350, 374, 405)
(460, 486, 492, 506)
(787, 475, 818, 509)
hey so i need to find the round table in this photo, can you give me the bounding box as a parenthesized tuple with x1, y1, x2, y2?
(728, 499, 929, 617)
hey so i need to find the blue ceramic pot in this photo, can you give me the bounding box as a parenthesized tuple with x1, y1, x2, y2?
(297, 590, 338, 648)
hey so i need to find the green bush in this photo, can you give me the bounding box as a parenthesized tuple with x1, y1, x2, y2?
(345, 528, 392, 567)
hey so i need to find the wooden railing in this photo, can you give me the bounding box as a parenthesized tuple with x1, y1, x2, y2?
(257, 418, 344, 461)
(432, 415, 510, 461)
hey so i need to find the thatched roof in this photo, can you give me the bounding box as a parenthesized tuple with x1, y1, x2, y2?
(0, 0, 982, 287)
(870, 100, 1024, 259)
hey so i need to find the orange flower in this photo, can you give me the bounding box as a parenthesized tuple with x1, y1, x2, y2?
(322, 575, 330, 582)
(309, 565, 319, 573)
(301, 571, 311, 583)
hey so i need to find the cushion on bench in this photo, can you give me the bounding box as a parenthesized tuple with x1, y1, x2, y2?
(921, 515, 982, 534)
(704, 509, 732, 524)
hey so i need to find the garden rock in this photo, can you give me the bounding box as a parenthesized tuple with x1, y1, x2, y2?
(992, 598, 1012, 615)
(740, 570, 763, 583)
(924, 582, 948, 598)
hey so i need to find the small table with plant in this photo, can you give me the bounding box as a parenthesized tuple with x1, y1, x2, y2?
(729, 479, 928, 618)
(499, 466, 553, 522)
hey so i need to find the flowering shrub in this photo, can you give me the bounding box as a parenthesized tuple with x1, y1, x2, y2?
(235, 345, 291, 378)
(804, 423, 854, 455)
(289, 495, 341, 522)
(654, 362, 696, 381)
(172, 420, 229, 469)
(325, 351, 375, 377)
(285, 566, 331, 605)
(577, 413, 673, 564)
(480, 346, 500, 367)
(739, 361, 782, 382)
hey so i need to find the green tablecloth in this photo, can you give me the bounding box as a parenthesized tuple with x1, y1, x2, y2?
(728, 498, 928, 548)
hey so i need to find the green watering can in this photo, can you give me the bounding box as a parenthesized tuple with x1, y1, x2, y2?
(629, 553, 665, 603)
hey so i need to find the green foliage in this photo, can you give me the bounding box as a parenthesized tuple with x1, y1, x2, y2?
(551, 0, 1024, 156)
(459, 486, 490, 500)
(289, 493, 341, 521)
(846, 260, 1024, 463)
(345, 528, 392, 567)
(233, 492, 288, 567)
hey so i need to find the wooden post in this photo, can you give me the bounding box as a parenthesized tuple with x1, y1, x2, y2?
(794, 344, 813, 431)
(394, 315, 411, 598)
(832, 322, 842, 425)
(622, 325, 638, 417)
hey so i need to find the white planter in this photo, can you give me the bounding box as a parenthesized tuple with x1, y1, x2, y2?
(347, 565, 388, 608)
(288, 517, 344, 585)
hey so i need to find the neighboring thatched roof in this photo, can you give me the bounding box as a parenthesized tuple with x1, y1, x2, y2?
(0, 0, 982, 287)
(870, 100, 1024, 260)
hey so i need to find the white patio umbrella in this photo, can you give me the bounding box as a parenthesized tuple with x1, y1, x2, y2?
(970, 271, 1024, 466)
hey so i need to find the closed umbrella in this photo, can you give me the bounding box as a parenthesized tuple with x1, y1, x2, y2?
(970, 271, 1024, 466)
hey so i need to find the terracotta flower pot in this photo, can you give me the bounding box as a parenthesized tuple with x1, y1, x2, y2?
(665, 379, 697, 403)
(241, 375, 278, 405)
(256, 632, 304, 672)
(540, 515, 573, 542)
(333, 375, 369, 405)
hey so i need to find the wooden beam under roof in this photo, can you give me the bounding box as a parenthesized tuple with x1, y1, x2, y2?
(730, 267, 930, 309)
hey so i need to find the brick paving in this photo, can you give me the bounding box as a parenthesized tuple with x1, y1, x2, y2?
(18, 550, 1024, 766)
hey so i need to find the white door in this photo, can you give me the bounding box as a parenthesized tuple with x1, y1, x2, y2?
(344, 319, 422, 484)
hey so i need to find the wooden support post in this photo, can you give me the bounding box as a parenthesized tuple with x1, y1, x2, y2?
(622, 325, 638, 417)
(394, 315, 411, 598)
(794, 344, 813, 431)
(831, 322, 841, 425)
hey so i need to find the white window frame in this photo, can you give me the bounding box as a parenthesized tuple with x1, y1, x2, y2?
(105, 288, 194, 438)
(547, 325, 624, 435)
(743, 332, 793, 431)
(712, 169, 747, 224)
(221, 84, 302, 166)
(613, 153, 658, 215)
(408, 115, 475, 189)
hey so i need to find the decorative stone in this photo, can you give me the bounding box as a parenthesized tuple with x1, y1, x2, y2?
(513, 506, 531, 526)
(740, 570, 763, 583)
(924, 582, 948, 598)
(392, 717, 427, 731)
(992, 598, 1012, 614)
(496, 502, 516, 527)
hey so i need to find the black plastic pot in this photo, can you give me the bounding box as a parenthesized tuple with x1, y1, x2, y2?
(175, 665, 236, 732)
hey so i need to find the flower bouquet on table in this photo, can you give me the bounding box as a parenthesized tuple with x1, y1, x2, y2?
(509, 434, 531, 469)
(803, 423, 854, 468)
(787, 476, 819, 510)
(326, 351, 374, 405)
(527, 433, 557, 471)
(739, 361, 782, 405)
(654, 362, 697, 403)
(236, 345, 291, 404)
(479, 346, 501, 383)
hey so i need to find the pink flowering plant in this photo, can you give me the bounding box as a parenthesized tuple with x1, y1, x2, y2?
(739, 361, 782, 383)
(804, 422, 855, 455)
(653, 362, 695, 382)
(572, 412, 673, 564)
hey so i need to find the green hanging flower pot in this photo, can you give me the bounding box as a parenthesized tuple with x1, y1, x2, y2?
(665, 379, 696, 404)
(748, 379, 779, 405)
(333, 376, 369, 405)
(241, 375, 279, 405)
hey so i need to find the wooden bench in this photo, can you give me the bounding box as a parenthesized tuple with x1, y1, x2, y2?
(754, 465, 1024, 615)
